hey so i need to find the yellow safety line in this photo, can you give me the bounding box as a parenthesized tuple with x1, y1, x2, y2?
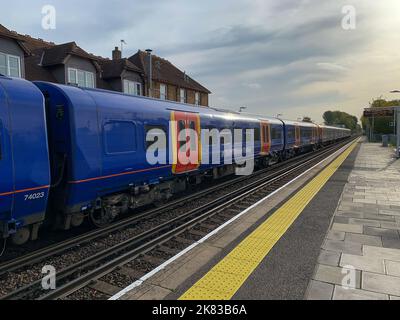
(180, 140, 359, 300)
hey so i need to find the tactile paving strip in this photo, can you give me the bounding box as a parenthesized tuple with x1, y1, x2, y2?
(180, 141, 359, 300)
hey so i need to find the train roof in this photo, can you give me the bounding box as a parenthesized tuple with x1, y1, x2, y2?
(30, 81, 352, 132)
(281, 120, 318, 127)
(32, 82, 273, 124)
(319, 124, 351, 131)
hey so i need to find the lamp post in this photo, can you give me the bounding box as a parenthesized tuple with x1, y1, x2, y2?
(389, 90, 400, 158)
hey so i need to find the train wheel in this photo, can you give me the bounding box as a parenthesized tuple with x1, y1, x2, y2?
(71, 214, 85, 228)
(89, 208, 115, 228)
(11, 227, 30, 246)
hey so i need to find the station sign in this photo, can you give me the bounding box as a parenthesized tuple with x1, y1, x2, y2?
(363, 107, 396, 118)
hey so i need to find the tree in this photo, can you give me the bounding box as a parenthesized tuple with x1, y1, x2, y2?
(323, 110, 358, 131)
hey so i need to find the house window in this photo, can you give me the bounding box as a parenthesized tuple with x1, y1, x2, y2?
(68, 68, 95, 88)
(180, 88, 186, 103)
(195, 92, 200, 106)
(160, 84, 167, 100)
(0, 52, 21, 78)
(123, 80, 142, 96)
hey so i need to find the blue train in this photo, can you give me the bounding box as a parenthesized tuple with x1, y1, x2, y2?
(0, 76, 351, 245)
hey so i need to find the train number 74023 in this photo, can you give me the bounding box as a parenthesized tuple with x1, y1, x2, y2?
(24, 192, 45, 201)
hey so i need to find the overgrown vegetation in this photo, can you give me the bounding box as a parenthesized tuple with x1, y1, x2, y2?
(323, 110, 360, 132)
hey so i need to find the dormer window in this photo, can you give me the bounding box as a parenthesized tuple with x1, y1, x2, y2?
(0, 52, 21, 78)
(195, 92, 201, 106)
(160, 84, 167, 100)
(123, 80, 142, 96)
(68, 68, 95, 88)
(180, 88, 186, 103)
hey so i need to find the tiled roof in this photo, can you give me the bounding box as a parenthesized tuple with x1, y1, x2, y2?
(25, 54, 57, 83)
(0, 24, 211, 96)
(129, 50, 211, 94)
(99, 58, 143, 79)
(0, 24, 30, 54)
(0, 24, 25, 41)
(39, 42, 100, 66)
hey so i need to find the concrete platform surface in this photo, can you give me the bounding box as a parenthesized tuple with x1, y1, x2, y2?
(306, 142, 400, 300)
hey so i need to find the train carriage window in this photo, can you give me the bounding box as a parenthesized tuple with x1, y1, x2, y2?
(254, 127, 260, 143)
(145, 125, 167, 148)
(302, 127, 312, 139)
(104, 121, 137, 154)
(271, 126, 282, 140)
(178, 120, 186, 149)
(287, 127, 295, 140)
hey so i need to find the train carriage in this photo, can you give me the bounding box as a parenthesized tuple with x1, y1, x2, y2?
(0, 76, 352, 244)
(0, 77, 50, 244)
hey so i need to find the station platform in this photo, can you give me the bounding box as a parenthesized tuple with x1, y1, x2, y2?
(113, 138, 400, 300)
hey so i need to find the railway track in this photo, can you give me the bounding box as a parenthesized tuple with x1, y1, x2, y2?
(0, 138, 357, 300)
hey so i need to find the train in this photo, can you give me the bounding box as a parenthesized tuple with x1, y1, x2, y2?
(0, 76, 351, 245)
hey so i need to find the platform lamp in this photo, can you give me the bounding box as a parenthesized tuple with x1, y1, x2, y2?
(389, 90, 400, 158)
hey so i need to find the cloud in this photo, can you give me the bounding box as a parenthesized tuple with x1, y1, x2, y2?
(2, 0, 400, 122)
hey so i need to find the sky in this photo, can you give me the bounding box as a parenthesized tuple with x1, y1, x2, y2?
(2, 0, 400, 123)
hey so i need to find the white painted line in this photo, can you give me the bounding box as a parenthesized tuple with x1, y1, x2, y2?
(109, 140, 357, 300)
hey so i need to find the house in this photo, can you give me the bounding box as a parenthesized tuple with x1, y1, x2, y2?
(0, 24, 211, 106)
(0, 24, 30, 78)
(129, 50, 211, 106)
(24, 40, 101, 88)
(97, 47, 145, 95)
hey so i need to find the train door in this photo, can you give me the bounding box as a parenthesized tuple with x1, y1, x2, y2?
(0, 91, 14, 235)
(187, 113, 201, 172)
(295, 125, 301, 147)
(172, 111, 201, 174)
(260, 121, 271, 154)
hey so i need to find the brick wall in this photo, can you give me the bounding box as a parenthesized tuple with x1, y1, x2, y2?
(200, 93, 209, 107)
(167, 84, 177, 101)
(187, 90, 195, 104)
(152, 81, 160, 99)
(149, 81, 209, 107)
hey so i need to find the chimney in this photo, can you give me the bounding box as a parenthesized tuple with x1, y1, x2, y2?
(145, 49, 153, 97)
(112, 47, 122, 60)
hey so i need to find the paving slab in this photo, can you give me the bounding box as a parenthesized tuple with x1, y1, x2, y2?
(381, 238, 400, 249)
(314, 264, 361, 288)
(307, 142, 400, 300)
(326, 231, 346, 241)
(362, 272, 400, 296)
(340, 253, 385, 273)
(318, 250, 341, 267)
(344, 233, 382, 247)
(333, 286, 388, 300)
(385, 260, 400, 277)
(322, 239, 363, 256)
(363, 246, 400, 261)
(364, 226, 400, 239)
(306, 280, 334, 300)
